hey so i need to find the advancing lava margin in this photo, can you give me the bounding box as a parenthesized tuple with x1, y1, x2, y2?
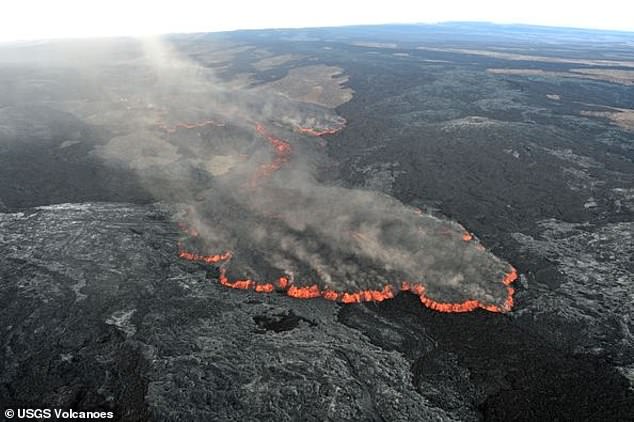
(250, 119, 345, 186)
(295, 120, 347, 136)
(250, 123, 293, 187)
(177, 231, 518, 313)
(175, 120, 517, 313)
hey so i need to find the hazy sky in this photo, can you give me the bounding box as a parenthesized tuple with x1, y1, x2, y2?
(1, 0, 632, 42)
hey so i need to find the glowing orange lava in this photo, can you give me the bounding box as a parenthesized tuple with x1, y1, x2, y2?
(177, 241, 232, 264)
(178, 241, 517, 313)
(288, 284, 322, 299)
(295, 118, 347, 137)
(250, 123, 293, 186)
(173, 119, 517, 313)
(296, 126, 342, 136)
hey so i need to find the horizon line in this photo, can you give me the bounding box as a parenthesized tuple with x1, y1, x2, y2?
(2, 20, 634, 45)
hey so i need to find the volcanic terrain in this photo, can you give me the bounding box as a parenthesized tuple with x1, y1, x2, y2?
(1, 23, 633, 421)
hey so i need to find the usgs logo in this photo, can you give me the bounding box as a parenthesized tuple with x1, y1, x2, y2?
(4, 408, 114, 419)
(15, 409, 52, 418)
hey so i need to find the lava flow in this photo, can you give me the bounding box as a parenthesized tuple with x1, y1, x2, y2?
(177, 241, 232, 264)
(295, 126, 342, 137)
(178, 234, 517, 313)
(174, 119, 517, 314)
(250, 123, 293, 186)
(295, 117, 347, 137)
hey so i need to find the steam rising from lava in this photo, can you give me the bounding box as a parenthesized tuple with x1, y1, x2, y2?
(143, 39, 515, 311)
(13, 37, 516, 312)
(180, 121, 515, 311)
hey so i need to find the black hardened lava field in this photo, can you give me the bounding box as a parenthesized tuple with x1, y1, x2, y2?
(1, 23, 633, 421)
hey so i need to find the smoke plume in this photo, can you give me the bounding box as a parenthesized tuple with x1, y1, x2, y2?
(1, 36, 515, 311)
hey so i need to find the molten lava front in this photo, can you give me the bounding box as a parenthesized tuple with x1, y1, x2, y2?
(179, 231, 517, 313)
(250, 123, 293, 186)
(295, 116, 347, 137)
(175, 120, 518, 314)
